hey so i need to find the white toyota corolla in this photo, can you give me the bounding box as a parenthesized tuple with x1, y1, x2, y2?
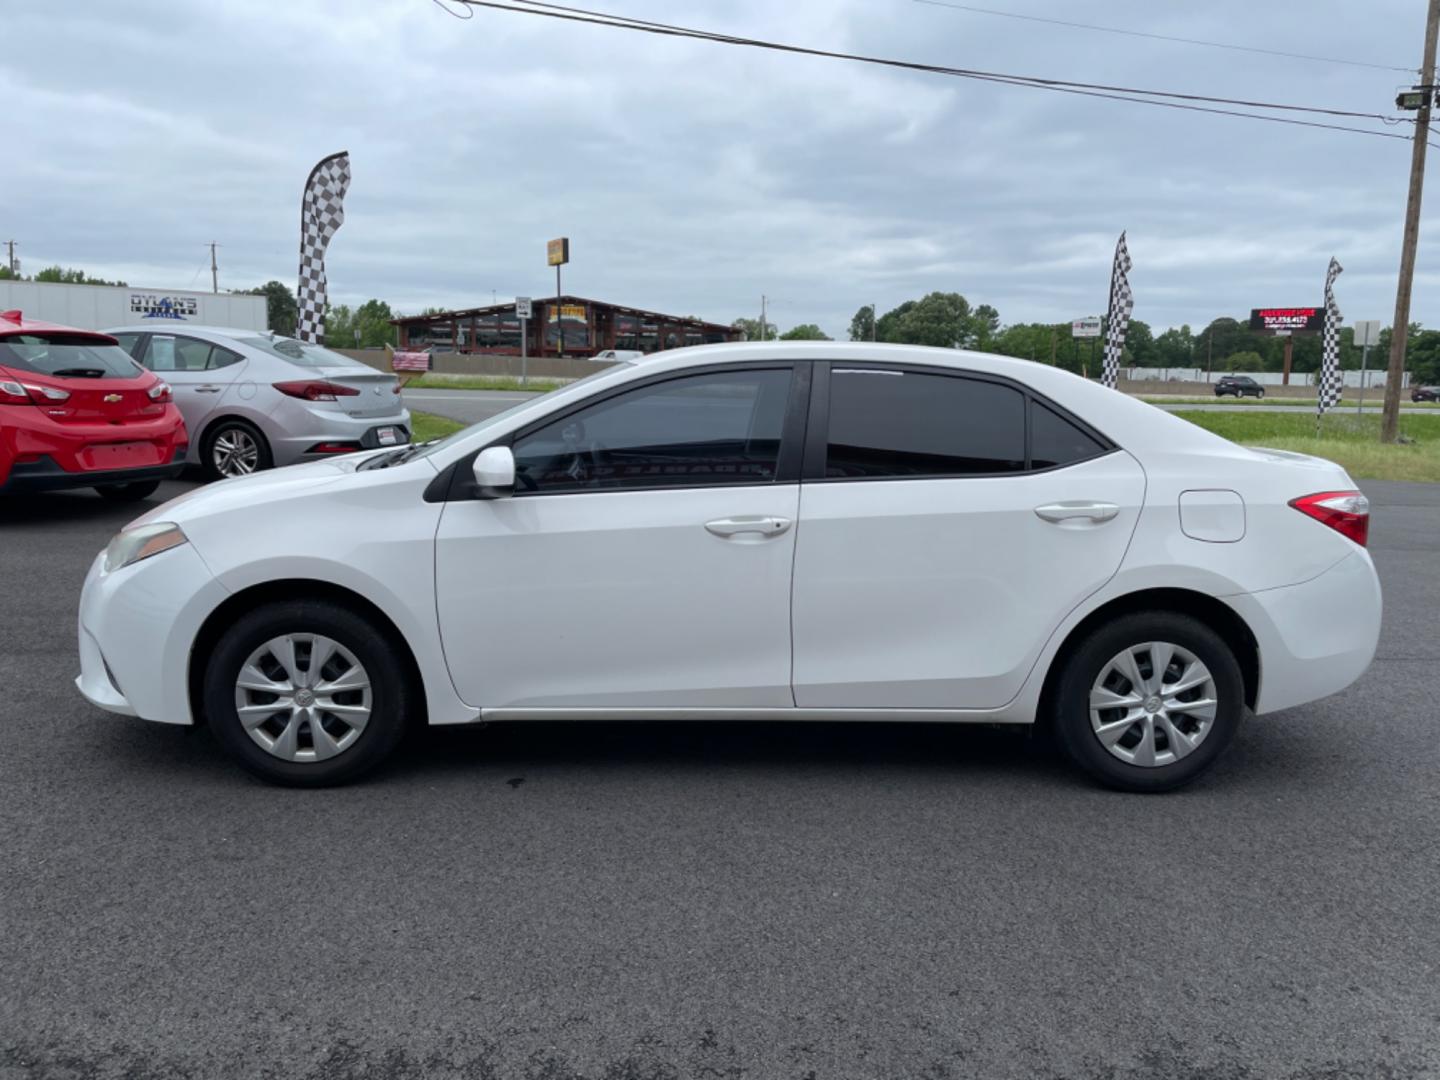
(76, 343, 1381, 791)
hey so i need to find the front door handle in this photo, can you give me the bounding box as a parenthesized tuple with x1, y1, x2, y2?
(1034, 501, 1120, 524)
(705, 516, 793, 538)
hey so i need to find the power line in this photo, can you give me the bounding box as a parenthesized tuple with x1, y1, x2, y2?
(454, 0, 1415, 143)
(911, 0, 1416, 74)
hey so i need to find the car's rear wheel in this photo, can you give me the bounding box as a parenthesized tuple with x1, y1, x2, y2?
(95, 480, 161, 502)
(203, 419, 271, 481)
(1052, 612, 1245, 792)
(1256, 388, 1265, 399)
(203, 600, 413, 786)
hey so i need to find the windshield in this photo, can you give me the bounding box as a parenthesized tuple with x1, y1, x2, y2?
(235, 335, 366, 370)
(0, 334, 143, 378)
(407, 364, 635, 462)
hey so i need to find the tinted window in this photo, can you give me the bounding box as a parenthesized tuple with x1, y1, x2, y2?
(236, 336, 363, 369)
(513, 369, 793, 493)
(0, 334, 142, 378)
(1030, 401, 1107, 469)
(209, 346, 243, 370)
(825, 370, 1024, 478)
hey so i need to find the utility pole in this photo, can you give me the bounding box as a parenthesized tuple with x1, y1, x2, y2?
(1383, 0, 1440, 442)
(4, 240, 15, 275)
(209, 242, 219, 294)
(871, 302, 877, 342)
(759, 294, 768, 341)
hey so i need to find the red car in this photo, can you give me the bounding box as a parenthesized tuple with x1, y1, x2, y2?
(0, 311, 188, 501)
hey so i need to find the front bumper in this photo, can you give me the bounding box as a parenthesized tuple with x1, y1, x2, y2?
(1, 448, 187, 494)
(76, 541, 230, 724)
(1224, 550, 1383, 715)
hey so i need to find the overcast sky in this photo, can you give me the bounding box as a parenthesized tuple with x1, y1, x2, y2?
(8, 0, 1439, 338)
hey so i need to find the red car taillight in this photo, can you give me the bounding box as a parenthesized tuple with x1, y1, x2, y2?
(0, 378, 35, 405)
(1290, 490, 1370, 547)
(272, 380, 360, 402)
(148, 380, 173, 403)
(0, 379, 69, 405)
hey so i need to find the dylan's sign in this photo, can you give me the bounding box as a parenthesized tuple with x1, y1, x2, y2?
(131, 292, 199, 320)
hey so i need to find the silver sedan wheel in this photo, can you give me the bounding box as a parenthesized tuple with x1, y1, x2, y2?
(1089, 641, 1218, 768)
(212, 427, 260, 478)
(233, 634, 372, 763)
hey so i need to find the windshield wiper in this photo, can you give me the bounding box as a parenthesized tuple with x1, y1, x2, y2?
(50, 368, 108, 378)
(359, 441, 435, 470)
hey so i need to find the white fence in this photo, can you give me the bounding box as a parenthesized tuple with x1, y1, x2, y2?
(1120, 368, 1409, 388)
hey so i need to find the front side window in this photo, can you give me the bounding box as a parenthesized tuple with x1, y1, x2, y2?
(824, 369, 1025, 478)
(0, 334, 143, 378)
(513, 368, 793, 494)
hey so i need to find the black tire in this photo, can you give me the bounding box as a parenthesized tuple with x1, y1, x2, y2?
(1051, 611, 1245, 793)
(1256, 388, 1265, 399)
(201, 418, 272, 482)
(95, 480, 161, 502)
(203, 599, 414, 787)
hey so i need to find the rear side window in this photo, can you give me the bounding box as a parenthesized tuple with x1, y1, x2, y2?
(0, 334, 142, 378)
(209, 346, 243, 370)
(111, 332, 142, 357)
(1030, 401, 1107, 469)
(143, 335, 214, 372)
(824, 370, 1025, 478)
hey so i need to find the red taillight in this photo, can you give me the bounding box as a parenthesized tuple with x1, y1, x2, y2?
(148, 380, 173, 403)
(1290, 490, 1370, 547)
(272, 380, 361, 402)
(0, 379, 69, 405)
(0, 378, 35, 405)
(308, 441, 362, 454)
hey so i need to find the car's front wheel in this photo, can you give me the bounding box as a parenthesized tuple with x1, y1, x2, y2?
(203, 419, 272, 481)
(203, 599, 414, 786)
(1052, 612, 1245, 792)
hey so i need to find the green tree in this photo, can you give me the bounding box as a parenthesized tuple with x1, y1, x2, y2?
(1153, 325, 1195, 369)
(731, 316, 777, 342)
(1223, 350, 1264, 373)
(323, 299, 396, 349)
(876, 292, 998, 350)
(1120, 318, 1155, 367)
(0, 266, 18, 281)
(32, 265, 127, 286)
(848, 304, 876, 342)
(240, 281, 299, 337)
(991, 322, 1067, 367)
(779, 323, 830, 341)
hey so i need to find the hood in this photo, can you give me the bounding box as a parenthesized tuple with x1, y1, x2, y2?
(127, 454, 382, 530)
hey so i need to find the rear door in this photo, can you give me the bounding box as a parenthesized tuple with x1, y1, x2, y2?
(138, 334, 245, 435)
(790, 363, 1146, 710)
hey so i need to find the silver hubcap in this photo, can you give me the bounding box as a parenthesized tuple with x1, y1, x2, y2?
(234, 634, 371, 763)
(213, 428, 260, 478)
(1089, 641, 1218, 768)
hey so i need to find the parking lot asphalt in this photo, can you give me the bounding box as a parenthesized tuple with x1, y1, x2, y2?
(2, 478, 1438, 1079)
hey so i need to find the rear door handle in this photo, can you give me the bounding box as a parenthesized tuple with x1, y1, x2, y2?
(705, 516, 793, 538)
(194, 386, 222, 393)
(1034, 501, 1120, 524)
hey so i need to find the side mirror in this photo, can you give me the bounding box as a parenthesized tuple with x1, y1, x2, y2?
(472, 445, 516, 499)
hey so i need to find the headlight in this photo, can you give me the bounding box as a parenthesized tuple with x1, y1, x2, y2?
(103, 522, 188, 573)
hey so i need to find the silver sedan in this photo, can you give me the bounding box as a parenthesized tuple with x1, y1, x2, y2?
(104, 325, 411, 480)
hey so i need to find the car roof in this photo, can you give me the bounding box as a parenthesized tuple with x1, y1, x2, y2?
(103, 324, 270, 339)
(0, 310, 117, 342)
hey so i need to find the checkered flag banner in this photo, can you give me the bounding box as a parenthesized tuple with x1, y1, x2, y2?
(296, 151, 351, 343)
(1318, 257, 1344, 416)
(1101, 232, 1133, 389)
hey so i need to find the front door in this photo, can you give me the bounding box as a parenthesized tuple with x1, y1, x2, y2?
(791, 364, 1145, 710)
(435, 365, 806, 710)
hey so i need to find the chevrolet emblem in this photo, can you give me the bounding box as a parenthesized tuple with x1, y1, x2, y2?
(103, 393, 123, 403)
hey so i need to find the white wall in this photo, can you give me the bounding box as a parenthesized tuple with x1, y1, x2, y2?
(1120, 367, 1409, 388)
(0, 280, 266, 332)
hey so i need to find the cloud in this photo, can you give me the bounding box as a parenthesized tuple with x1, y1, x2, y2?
(4, 0, 1433, 337)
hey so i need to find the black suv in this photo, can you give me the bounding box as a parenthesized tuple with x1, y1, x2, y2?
(1412, 385, 1439, 402)
(1215, 375, 1265, 399)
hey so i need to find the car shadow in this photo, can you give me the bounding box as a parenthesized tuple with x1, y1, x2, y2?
(0, 479, 201, 530)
